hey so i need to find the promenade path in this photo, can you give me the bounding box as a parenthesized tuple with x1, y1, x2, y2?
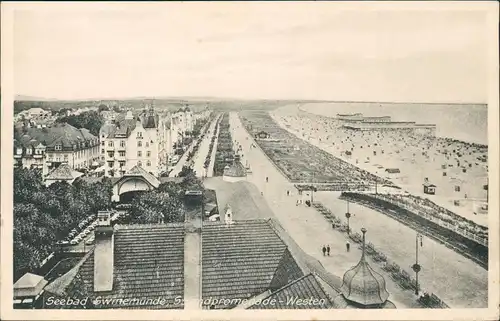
(234, 110, 487, 308)
(207, 118, 220, 177)
(169, 121, 211, 177)
(192, 116, 219, 178)
(315, 192, 487, 308)
(228, 112, 421, 309)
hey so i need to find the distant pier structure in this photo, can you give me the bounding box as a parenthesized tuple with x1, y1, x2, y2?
(336, 113, 436, 137)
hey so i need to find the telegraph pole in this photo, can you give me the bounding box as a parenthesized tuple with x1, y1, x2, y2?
(345, 200, 351, 235)
(412, 233, 423, 296)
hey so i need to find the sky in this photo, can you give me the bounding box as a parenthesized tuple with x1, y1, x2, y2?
(11, 3, 493, 102)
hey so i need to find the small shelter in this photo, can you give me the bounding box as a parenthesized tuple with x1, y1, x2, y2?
(255, 131, 270, 139)
(14, 273, 48, 309)
(44, 164, 84, 187)
(423, 182, 436, 195)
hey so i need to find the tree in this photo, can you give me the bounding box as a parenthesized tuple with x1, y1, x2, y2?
(129, 191, 184, 224)
(13, 168, 113, 277)
(56, 111, 105, 136)
(98, 104, 109, 112)
(178, 165, 195, 178)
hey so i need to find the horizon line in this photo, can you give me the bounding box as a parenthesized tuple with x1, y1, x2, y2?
(14, 95, 487, 106)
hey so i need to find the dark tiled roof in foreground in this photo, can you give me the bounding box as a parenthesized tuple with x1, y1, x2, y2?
(248, 273, 335, 309)
(57, 224, 185, 309)
(201, 220, 304, 309)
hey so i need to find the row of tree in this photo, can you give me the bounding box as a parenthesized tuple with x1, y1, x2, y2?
(13, 168, 113, 279)
(56, 111, 105, 136)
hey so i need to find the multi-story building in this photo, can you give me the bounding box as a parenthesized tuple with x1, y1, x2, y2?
(99, 106, 164, 177)
(13, 123, 100, 175)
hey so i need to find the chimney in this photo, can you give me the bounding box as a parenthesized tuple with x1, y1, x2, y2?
(94, 211, 114, 292)
(224, 205, 233, 225)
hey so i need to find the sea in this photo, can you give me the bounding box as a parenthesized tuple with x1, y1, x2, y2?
(300, 102, 488, 145)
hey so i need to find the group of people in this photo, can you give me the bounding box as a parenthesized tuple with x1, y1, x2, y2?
(321, 241, 351, 256)
(274, 108, 487, 199)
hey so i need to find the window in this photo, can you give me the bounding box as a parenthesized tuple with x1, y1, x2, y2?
(108, 141, 114, 147)
(137, 131, 143, 138)
(26, 148, 32, 155)
(137, 141, 142, 147)
(137, 161, 142, 166)
(16, 148, 23, 155)
(147, 151, 151, 157)
(119, 161, 125, 167)
(119, 151, 125, 157)
(120, 140, 125, 148)
(107, 161, 114, 168)
(55, 145, 62, 151)
(146, 142, 149, 147)
(146, 161, 151, 167)
(101, 149, 105, 154)
(137, 151, 142, 157)
(101, 141, 105, 146)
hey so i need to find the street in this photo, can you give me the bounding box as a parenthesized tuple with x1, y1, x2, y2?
(192, 116, 219, 178)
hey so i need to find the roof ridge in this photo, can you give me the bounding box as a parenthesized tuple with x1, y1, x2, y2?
(258, 273, 314, 301)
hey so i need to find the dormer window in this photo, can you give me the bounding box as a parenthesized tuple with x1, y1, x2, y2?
(16, 148, 23, 155)
(137, 132, 143, 138)
(26, 148, 33, 155)
(55, 145, 62, 151)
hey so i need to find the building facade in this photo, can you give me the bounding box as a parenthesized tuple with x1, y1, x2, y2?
(99, 106, 164, 177)
(14, 123, 100, 175)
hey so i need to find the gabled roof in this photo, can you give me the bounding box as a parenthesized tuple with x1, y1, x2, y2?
(248, 273, 335, 309)
(46, 224, 186, 309)
(201, 220, 304, 308)
(423, 182, 436, 187)
(14, 273, 46, 289)
(14, 273, 48, 298)
(122, 165, 160, 188)
(223, 161, 247, 178)
(45, 164, 84, 180)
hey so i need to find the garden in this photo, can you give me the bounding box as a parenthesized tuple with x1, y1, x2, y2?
(239, 111, 394, 185)
(213, 113, 234, 176)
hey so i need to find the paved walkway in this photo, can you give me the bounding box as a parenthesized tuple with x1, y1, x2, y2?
(207, 117, 221, 177)
(192, 117, 219, 178)
(169, 122, 211, 177)
(229, 112, 421, 308)
(315, 192, 487, 308)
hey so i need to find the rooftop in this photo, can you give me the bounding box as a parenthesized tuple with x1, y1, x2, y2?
(201, 219, 304, 309)
(46, 224, 186, 309)
(45, 164, 84, 181)
(248, 273, 335, 309)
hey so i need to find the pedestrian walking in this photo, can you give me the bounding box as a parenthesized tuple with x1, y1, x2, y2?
(322, 245, 327, 256)
(287, 190, 290, 196)
(346, 241, 350, 252)
(266, 176, 269, 183)
(326, 245, 330, 256)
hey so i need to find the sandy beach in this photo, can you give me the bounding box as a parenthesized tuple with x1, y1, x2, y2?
(271, 103, 489, 227)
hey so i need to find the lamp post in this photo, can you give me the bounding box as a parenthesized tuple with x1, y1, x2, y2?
(412, 233, 423, 296)
(345, 201, 351, 235)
